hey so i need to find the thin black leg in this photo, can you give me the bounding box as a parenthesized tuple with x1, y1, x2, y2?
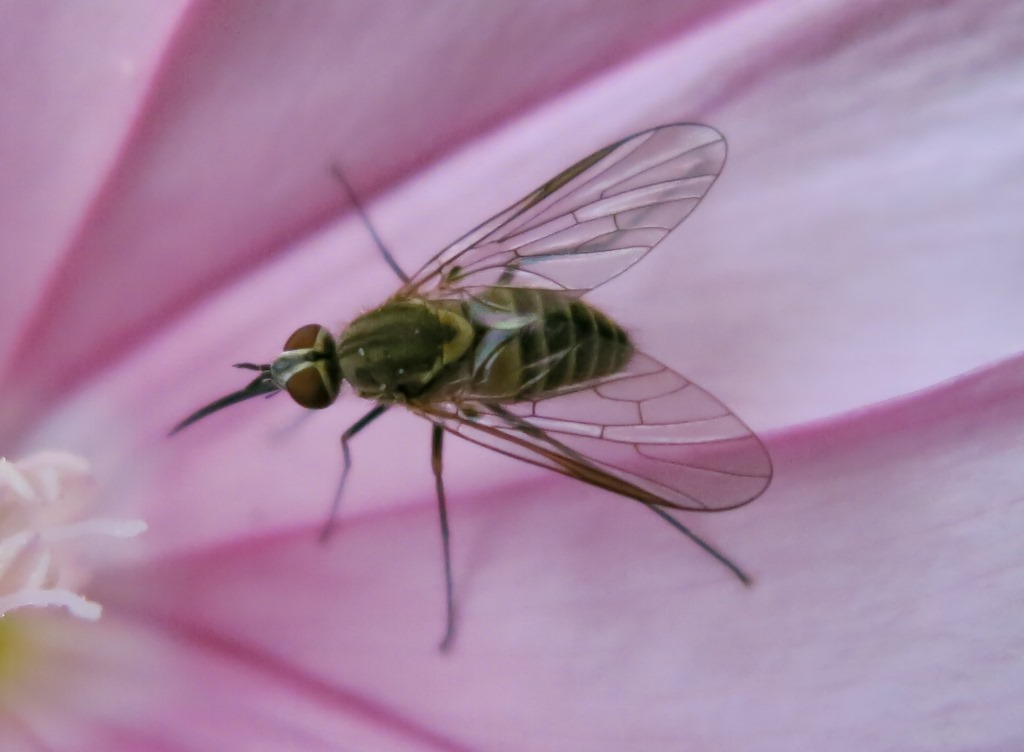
(485, 402, 751, 585)
(319, 403, 390, 542)
(645, 504, 752, 586)
(431, 423, 457, 652)
(329, 164, 410, 283)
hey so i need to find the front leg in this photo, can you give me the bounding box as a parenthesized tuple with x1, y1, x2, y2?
(319, 403, 390, 542)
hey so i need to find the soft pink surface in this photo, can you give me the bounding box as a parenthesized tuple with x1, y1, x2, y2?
(4, 1, 1024, 750)
(0, 0, 733, 441)
(93, 357, 1022, 750)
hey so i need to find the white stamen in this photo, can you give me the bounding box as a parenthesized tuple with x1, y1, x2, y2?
(0, 452, 146, 621)
(0, 588, 102, 620)
(0, 461, 35, 502)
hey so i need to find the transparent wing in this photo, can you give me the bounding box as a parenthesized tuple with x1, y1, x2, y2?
(400, 124, 726, 297)
(417, 353, 772, 512)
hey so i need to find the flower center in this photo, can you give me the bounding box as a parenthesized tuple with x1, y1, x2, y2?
(0, 614, 33, 691)
(0, 452, 146, 621)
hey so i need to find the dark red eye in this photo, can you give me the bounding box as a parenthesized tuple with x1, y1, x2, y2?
(280, 324, 341, 409)
(285, 365, 334, 408)
(284, 323, 325, 351)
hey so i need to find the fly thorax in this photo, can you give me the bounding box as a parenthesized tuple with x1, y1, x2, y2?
(337, 299, 474, 400)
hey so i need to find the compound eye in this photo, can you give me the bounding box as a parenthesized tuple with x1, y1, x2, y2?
(285, 365, 335, 408)
(280, 324, 341, 409)
(284, 324, 326, 351)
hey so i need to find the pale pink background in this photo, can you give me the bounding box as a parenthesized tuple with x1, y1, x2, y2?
(2, 2, 1022, 750)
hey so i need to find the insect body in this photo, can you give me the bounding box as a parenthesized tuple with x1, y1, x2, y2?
(173, 124, 773, 651)
(322, 288, 631, 405)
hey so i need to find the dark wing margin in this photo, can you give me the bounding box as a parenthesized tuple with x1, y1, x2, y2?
(400, 124, 727, 297)
(416, 353, 772, 512)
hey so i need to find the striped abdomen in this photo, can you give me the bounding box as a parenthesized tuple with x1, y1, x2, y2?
(459, 287, 633, 401)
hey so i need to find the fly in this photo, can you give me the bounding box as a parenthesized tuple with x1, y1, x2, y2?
(172, 124, 773, 651)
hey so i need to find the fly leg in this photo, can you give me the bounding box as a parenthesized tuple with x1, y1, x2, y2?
(329, 165, 409, 283)
(431, 423, 457, 652)
(319, 404, 390, 542)
(484, 402, 752, 586)
(642, 505, 752, 585)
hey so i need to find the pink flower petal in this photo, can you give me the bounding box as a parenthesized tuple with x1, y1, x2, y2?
(1, 0, 735, 442)
(77, 353, 1024, 749)
(24, 0, 1024, 555)
(0, 2, 186, 378)
(3, 1, 1023, 749)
